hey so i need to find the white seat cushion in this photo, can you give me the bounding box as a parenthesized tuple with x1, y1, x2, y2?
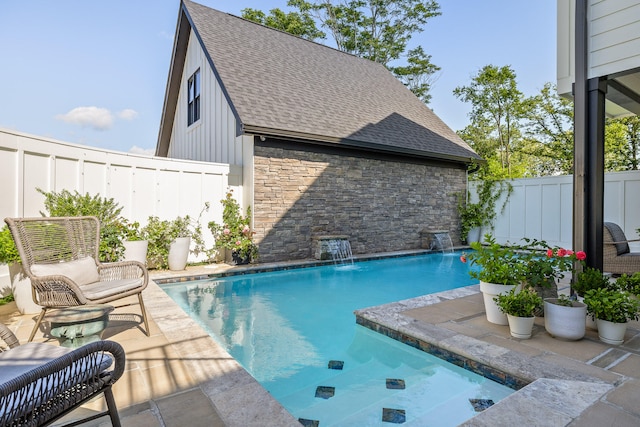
(31, 257, 100, 286)
(80, 278, 144, 300)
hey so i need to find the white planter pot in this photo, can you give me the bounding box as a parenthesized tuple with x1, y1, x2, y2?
(466, 227, 483, 245)
(507, 314, 535, 339)
(480, 281, 518, 325)
(576, 295, 598, 330)
(123, 240, 148, 265)
(543, 298, 587, 340)
(168, 237, 191, 271)
(596, 318, 628, 345)
(8, 262, 41, 315)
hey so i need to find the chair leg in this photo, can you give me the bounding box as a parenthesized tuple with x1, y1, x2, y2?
(138, 294, 151, 337)
(28, 308, 48, 342)
(104, 386, 122, 427)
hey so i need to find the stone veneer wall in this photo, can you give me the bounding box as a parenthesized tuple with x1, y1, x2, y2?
(253, 145, 467, 263)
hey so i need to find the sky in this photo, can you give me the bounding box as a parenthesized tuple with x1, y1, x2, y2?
(0, 0, 556, 155)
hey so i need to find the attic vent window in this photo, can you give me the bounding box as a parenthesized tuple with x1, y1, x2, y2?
(187, 69, 201, 126)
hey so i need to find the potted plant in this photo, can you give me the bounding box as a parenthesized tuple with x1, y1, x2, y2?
(461, 234, 524, 325)
(208, 191, 258, 265)
(0, 226, 41, 314)
(583, 287, 639, 345)
(572, 266, 611, 329)
(613, 272, 640, 299)
(120, 220, 149, 265)
(544, 294, 588, 340)
(494, 285, 543, 339)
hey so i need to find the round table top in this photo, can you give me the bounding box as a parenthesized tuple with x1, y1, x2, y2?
(48, 304, 114, 323)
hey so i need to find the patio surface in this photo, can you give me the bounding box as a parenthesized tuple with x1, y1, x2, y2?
(1, 255, 640, 426)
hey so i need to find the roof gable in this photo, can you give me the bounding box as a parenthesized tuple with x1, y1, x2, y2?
(158, 0, 480, 163)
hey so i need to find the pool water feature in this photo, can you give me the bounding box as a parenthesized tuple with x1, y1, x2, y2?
(161, 252, 513, 426)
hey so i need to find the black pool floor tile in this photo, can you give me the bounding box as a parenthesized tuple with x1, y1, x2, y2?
(328, 360, 344, 370)
(382, 408, 406, 424)
(298, 418, 320, 427)
(386, 378, 406, 389)
(469, 398, 495, 412)
(315, 385, 336, 399)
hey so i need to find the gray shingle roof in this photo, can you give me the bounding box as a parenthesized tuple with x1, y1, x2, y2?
(179, 0, 480, 163)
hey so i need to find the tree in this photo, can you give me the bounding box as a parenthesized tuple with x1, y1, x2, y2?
(241, 7, 326, 41)
(522, 83, 574, 176)
(605, 116, 640, 171)
(246, 0, 441, 103)
(454, 65, 528, 179)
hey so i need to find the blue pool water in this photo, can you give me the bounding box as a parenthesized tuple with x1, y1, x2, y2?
(162, 252, 513, 426)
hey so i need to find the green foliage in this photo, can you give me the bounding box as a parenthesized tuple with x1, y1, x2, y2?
(572, 267, 610, 297)
(454, 65, 528, 179)
(0, 226, 20, 264)
(252, 0, 441, 103)
(37, 188, 125, 262)
(464, 235, 523, 286)
(494, 286, 543, 317)
(584, 287, 639, 323)
(612, 272, 640, 296)
(241, 7, 325, 40)
(141, 209, 208, 270)
(121, 220, 144, 241)
(457, 179, 512, 240)
(0, 294, 14, 306)
(517, 239, 586, 289)
(208, 191, 258, 261)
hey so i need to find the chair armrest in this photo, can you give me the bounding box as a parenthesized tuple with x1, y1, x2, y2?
(0, 324, 19, 351)
(606, 238, 640, 245)
(30, 275, 89, 306)
(98, 260, 148, 281)
(0, 340, 125, 424)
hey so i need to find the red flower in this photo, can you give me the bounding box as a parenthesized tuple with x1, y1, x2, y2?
(557, 248, 567, 257)
(576, 251, 587, 261)
(546, 249, 554, 258)
(460, 255, 467, 263)
(566, 250, 574, 256)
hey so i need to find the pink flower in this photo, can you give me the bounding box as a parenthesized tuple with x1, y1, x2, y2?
(565, 250, 574, 256)
(236, 240, 241, 246)
(460, 255, 467, 263)
(557, 248, 567, 257)
(546, 249, 554, 258)
(576, 251, 587, 261)
(242, 225, 250, 234)
(223, 228, 230, 235)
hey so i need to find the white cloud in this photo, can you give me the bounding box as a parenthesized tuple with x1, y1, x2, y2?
(117, 109, 138, 121)
(56, 106, 114, 130)
(128, 146, 155, 156)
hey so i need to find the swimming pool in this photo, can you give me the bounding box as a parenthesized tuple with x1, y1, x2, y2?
(162, 252, 514, 426)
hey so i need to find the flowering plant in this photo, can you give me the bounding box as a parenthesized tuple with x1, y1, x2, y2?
(460, 234, 524, 286)
(519, 238, 586, 289)
(208, 191, 258, 261)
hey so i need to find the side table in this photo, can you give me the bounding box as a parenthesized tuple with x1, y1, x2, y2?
(49, 304, 114, 348)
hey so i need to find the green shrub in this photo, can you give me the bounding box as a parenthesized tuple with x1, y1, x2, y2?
(0, 226, 20, 264)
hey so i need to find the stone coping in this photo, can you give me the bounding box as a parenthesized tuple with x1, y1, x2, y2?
(354, 285, 622, 425)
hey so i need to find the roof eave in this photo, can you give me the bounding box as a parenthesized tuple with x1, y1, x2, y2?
(243, 125, 481, 165)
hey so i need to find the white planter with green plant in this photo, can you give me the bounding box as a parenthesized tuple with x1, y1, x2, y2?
(544, 296, 588, 340)
(461, 235, 523, 325)
(121, 220, 148, 265)
(495, 285, 543, 339)
(208, 191, 258, 265)
(584, 287, 639, 345)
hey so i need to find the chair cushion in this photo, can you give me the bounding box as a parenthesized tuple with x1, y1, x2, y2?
(80, 278, 144, 301)
(31, 257, 100, 286)
(604, 222, 630, 255)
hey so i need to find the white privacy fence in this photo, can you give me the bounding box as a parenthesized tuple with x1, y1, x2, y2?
(0, 128, 241, 292)
(474, 171, 640, 249)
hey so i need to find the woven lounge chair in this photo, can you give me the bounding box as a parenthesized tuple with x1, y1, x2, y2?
(603, 222, 640, 275)
(4, 216, 150, 341)
(0, 322, 125, 427)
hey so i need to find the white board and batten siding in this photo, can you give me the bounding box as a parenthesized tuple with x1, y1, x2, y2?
(557, 0, 640, 96)
(168, 29, 244, 166)
(476, 170, 640, 249)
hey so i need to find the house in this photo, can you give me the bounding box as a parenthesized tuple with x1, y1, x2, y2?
(156, 0, 481, 262)
(557, 0, 640, 268)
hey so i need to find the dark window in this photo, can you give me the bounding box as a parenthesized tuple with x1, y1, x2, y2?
(188, 69, 200, 126)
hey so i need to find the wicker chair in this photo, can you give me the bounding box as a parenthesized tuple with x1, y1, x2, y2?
(603, 222, 640, 275)
(0, 322, 125, 427)
(4, 216, 150, 341)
